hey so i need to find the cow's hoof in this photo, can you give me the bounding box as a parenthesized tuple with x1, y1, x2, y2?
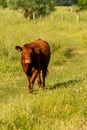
(29, 89, 34, 93)
(40, 86, 44, 90)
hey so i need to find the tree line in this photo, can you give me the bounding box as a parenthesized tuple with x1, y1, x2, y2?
(56, 0, 77, 6)
(0, 0, 56, 19)
(56, 0, 87, 10)
(0, 0, 87, 19)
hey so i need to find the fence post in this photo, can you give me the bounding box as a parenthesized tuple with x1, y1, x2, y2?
(51, 13, 54, 21)
(76, 14, 80, 23)
(33, 12, 36, 21)
(62, 14, 64, 22)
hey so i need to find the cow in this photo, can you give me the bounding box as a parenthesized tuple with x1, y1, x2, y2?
(15, 39, 50, 93)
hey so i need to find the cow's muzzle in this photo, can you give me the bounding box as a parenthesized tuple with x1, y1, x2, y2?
(25, 60, 32, 64)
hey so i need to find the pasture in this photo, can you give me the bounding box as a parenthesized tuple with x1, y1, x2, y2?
(0, 7, 87, 130)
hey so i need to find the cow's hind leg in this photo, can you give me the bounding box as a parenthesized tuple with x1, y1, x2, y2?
(37, 72, 42, 88)
(42, 68, 47, 88)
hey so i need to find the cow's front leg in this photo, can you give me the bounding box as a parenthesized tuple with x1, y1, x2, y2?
(28, 70, 38, 93)
(27, 76, 32, 93)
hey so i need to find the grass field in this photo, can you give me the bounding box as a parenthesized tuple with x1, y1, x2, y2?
(0, 7, 87, 130)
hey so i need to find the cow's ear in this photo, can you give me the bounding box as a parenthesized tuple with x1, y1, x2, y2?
(15, 46, 22, 52)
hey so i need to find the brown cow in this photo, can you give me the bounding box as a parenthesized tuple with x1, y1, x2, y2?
(15, 39, 50, 93)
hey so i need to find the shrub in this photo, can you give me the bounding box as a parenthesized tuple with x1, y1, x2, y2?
(9, 0, 56, 19)
(0, 0, 8, 8)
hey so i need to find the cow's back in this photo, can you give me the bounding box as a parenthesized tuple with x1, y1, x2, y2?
(30, 39, 50, 68)
(31, 39, 50, 59)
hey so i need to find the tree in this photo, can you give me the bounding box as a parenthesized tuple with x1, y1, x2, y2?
(9, 0, 56, 19)
(77, 0, 87, 10)
(0, 0, 8, 8)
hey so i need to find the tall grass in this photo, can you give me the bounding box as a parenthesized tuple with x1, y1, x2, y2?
(0, 7, 87, 130)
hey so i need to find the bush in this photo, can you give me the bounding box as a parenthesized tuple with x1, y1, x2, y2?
(0, 0, 8, 8)
(9, 0, 56, 19)
(77, 0, 87, 10)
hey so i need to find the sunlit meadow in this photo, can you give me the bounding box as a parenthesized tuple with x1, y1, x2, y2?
(0, 7, 87, 130)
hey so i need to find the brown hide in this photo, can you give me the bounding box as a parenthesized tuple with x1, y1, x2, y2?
(15, 39, 50, 93)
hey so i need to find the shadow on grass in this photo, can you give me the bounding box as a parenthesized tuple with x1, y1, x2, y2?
(33, 78, 84, 94)
(46, 78, 84, 91)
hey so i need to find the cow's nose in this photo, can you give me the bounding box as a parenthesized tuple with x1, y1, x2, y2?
(25, 59, 32, 64)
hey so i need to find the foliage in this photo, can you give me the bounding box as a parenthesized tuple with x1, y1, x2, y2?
(0, 0, 8, 8)
(8, 0, 56, 19)
(77, 0, 87, 10)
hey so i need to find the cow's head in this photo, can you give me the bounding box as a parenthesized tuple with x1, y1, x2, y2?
(15, 45, 34, 64)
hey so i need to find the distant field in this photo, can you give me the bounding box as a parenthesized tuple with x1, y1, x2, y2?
(0, 7, 87, 130)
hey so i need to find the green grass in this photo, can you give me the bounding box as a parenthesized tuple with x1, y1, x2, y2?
(0, 7, 87, 130)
